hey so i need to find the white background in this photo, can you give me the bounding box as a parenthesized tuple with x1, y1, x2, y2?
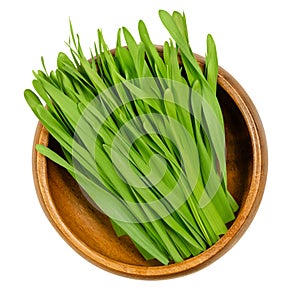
(1, 0, 299, 299)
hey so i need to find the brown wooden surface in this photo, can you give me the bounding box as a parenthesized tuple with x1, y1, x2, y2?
(32, 47, 268, 279)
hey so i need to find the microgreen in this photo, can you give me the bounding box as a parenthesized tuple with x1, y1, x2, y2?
(25, 10, 238, 265)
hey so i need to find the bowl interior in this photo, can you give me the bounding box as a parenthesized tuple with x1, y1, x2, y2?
(36, 84, 253, 261)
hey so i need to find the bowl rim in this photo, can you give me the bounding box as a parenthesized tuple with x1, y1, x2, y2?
(32, 47, 268, 279)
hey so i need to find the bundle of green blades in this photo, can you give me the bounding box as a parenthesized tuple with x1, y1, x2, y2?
(25, 10, 238, 265)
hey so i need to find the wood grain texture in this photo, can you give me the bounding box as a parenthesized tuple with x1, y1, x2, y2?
(32, 47, 268, 279)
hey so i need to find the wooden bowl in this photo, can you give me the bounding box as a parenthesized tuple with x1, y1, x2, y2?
(32, 47, 268, 279)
